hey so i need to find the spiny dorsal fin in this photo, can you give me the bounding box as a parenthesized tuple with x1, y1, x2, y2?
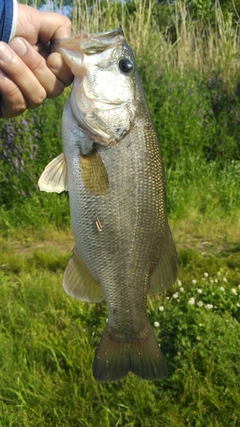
(38, 153, 68, 193)
(80, 151, 108, 196)
(63, 246, 104, 302)
(149, 226, 178, 295)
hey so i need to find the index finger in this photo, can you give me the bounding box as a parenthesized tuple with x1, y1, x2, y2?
(37, 13, 72, 42)
(16, 4, 72, 44)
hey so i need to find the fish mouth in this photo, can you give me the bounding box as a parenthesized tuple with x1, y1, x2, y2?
(51, 28, 124, 55)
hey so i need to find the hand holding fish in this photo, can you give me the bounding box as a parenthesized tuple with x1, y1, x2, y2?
(0, 4, 73, 118)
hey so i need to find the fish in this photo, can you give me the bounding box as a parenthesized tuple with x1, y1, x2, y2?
(38, 28, 178, 382)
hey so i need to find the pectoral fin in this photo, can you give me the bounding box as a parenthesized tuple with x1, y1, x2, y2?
(149, 226, 178, 294)
(38, 153, 68, 193)
(80, 151, 108, 196)
(63, 246, 104, 302)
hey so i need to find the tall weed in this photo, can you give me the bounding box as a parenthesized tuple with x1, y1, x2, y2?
(67, 0, 240, 85)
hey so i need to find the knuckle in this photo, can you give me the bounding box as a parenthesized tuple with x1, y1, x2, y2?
(1, 95, 26, 118)
(47, 81, 64, 99)
(4, 87, 26, 112)
(61, 16, 71, 30)
(64, 16, 71, 26)
(2, 104, 26, 119)
(16, 102, 27, 114)
(54, 16, 72, 38)
(29, 55, 46, 75)
(28, 89, 46, 108)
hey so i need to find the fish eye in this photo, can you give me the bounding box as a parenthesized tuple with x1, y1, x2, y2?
(118, 58, 134, 74)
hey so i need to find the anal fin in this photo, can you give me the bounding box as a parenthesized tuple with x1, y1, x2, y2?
(38, 153, 68, 193)
(149, 226, 178, 294)
(80, 151, 108, 196)
(63, 246, 104, 302)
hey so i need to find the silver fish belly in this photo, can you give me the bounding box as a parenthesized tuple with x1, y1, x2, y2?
(38, 28, 178, 382)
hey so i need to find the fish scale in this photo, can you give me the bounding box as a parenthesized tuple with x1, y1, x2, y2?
(38, 28, 178, 381)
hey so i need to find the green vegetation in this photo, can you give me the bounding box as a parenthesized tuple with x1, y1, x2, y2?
(0, 1, 240, 425)
(0, 229, 239, 427)
(0, 230, 239, 426)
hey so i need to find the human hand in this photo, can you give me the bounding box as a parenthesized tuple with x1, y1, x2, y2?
(0, 4, 73, 118)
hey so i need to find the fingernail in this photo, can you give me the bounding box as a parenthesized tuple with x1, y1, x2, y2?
(9, 38, 27, 57)
(0, 42, 13, 62)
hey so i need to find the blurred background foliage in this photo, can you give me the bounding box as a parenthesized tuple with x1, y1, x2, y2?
(1, 0, 240, 222)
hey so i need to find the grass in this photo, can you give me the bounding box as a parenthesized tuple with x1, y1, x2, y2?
(166, 156, 240, 220)
(0, 221, 240, 426)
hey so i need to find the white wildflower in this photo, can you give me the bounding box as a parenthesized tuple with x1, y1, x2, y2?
(215, 279, 218, 283)
(196, 336, 201, 340)
(204, 272, 209, 278)
(188, 297, 195, 305)
(180, 287, 184, 292)
(173, 292, 179, 299)
(236, 303, 240, 308)
(197, 288, 203, 294)
(238, 285, 240, 290)
(223, 277, 228, 283)
(154, 321, 160, 328)
(210, 279, 214, 284)
(197, 301, 203, 307)
(192, 279, 197, 285)
(212, 292, 215, 296)
(231, 288, 237, 295)
(177, 279, 182, 287)
(220, 286, 225, 292)
(205, 304, 213, 309)
(159, 306, 164, 312)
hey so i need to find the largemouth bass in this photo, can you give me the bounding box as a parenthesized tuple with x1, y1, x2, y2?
(38, 28, 177, 382)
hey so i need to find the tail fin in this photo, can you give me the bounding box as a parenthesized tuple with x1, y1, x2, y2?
(92, 323, 167, 382)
